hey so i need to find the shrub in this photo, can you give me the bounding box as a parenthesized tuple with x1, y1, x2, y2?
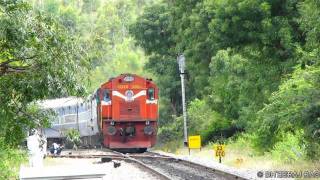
(157, 116, 183, 144)
(66, 129, 81, 150)
(255, 66, 320, 158)
(188, 99, 232, 143)
(270, 130, 306, 163)
(0, 138, 26, 179)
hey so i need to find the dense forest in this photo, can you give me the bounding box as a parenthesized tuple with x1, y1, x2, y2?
(0, 0, 151, 178)
(0, 0, 319, 178)
(130, 0, 320, 160)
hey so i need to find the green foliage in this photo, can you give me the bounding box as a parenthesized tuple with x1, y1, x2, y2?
(66, 129, 81, 150)
(157, 116, 183, 144)
(0, 138, 27, 179)
(209, 50, 248, 121)
(256, 66, 320, 157)
(188, 99, 231, 143)
(0, 0, 88, 147)
(130, 2, 182, 124)
(33, 0, 154, 93)
(131, 0, 301, 131)
(270, 131, 306, 163)
(132, 0, 320, 159)
(130, 3, 173, 55)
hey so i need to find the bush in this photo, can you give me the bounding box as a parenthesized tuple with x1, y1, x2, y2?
(270, 131, 306, 163)
(157, 116, 183, 144)
(0, 138, 26, 179)
(255, 66, 320, 157)
(156, 116, 184, 152)
(66, 129, 81, 150)
(188, 99, 233, 143)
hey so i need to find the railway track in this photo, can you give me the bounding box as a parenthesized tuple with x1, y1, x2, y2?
(48, 149, 247, 180)
(131, 152, 244, 180)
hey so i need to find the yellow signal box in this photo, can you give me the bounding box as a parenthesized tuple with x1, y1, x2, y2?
(188, 135, 201, 149)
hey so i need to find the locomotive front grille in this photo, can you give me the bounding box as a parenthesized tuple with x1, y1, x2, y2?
(119, 100, 140, 119)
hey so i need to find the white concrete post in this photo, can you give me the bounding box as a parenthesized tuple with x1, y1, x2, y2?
(177, 54, 188, 146)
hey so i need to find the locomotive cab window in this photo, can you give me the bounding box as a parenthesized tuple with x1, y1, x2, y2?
(147, 88, 155, 100)
(103, 90, 111, 101)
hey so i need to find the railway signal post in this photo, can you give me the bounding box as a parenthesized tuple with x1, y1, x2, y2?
(177, 54, 188, 146)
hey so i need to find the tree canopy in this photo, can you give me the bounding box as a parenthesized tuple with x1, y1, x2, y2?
(0, 0, 89, 147)
(131, 0, 320, 157)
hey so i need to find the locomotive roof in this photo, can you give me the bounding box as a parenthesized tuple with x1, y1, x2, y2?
(100, 74, 156, 87)
(38, 97, 84, 109)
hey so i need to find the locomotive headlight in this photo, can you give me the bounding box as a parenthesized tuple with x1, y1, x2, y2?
(125, 90, 134, 102)
(107, 126, 117, 136)
(123, 75, 134, 82)
(144, 125, 154, 135)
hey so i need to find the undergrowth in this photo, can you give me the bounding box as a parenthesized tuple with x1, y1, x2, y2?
(0, 138, 27, 179)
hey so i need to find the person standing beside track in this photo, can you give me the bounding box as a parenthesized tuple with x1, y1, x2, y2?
(27, 129, 44, 167)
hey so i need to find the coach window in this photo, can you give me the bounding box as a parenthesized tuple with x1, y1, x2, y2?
(103, 90, 110, 101)
(147, 88, 155, 100)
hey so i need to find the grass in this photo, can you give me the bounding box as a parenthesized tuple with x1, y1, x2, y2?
(0, 147, 27, 179)
(155, 138, 320, 174)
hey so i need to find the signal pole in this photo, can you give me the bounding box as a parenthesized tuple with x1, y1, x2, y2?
(177, 54, 188, 146)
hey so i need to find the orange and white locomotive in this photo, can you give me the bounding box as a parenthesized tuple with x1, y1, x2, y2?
(96, 74, 158, 152)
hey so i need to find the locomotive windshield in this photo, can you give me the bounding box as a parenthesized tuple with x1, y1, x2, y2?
(147, 88, 155, 100)
(103, 89, 111, 101)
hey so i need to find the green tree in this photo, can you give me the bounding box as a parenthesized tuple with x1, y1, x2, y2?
(130, 3, 182, 126)
(0, 0, 88, 146)
(132, 0, 320, 158)
(0, 0, 89, 178)
(256, 66, 320, 157)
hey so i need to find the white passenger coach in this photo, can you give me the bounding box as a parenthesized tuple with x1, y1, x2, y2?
(38, 96, 100, 146)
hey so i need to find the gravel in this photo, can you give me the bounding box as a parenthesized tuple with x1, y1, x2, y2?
(38, 149, 255, 179)
(59, 148, 118, 156)
(136, 157, 231, 180)
(154, 151, 255, 180)
(21, 157, 161, 180)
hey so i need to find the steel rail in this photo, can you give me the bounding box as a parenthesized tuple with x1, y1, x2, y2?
(48, 149, 247, 180)
(141, 151, 247, 180)
(124, 156, 172, 180)
(20, 173, 106, 180)
(113, 150, 172, 180)
(49, 150, 173, 180)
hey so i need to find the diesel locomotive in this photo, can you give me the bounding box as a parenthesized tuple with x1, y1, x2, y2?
(96, 74, 158, 152)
